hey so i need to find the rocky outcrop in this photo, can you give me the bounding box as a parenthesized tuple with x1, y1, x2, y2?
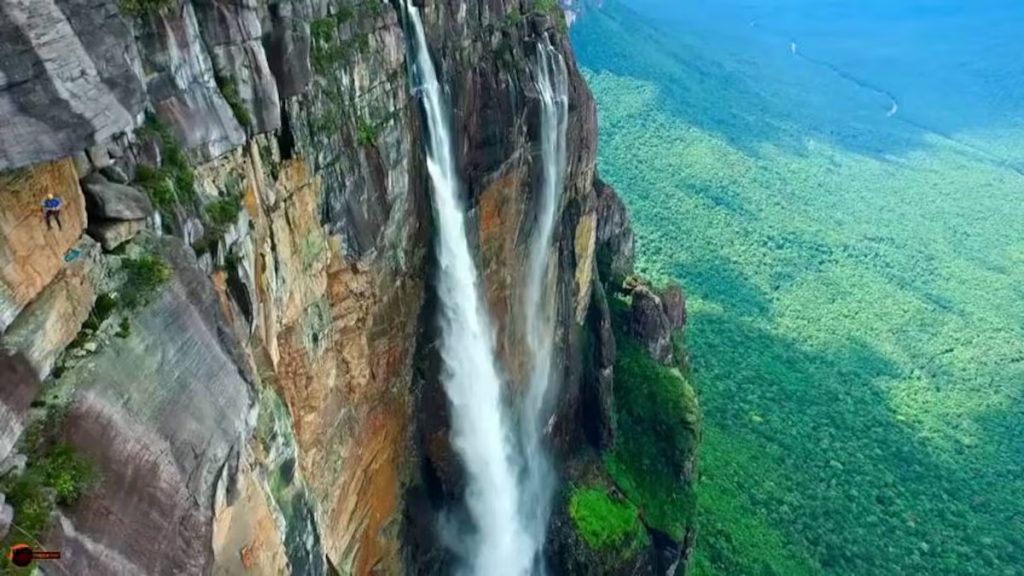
(81, 172, 154, 220)
(594, 176, 634, 283)
(629, 284, 674, 365)
(660, 281, 686, 331)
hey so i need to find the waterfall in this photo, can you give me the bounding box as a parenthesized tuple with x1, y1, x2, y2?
(404, 4, 532, 575)
(519, 37, 569, 570)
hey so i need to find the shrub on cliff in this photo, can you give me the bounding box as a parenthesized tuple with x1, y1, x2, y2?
(119, 0, 174, 17)
(120, 255, 172, 310)
(1, 410, 94, 573)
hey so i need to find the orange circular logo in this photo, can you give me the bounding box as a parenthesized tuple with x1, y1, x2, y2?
(8, 543, 33, 567)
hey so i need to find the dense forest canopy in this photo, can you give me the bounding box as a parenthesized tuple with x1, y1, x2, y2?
(571, 1, 1024, 574)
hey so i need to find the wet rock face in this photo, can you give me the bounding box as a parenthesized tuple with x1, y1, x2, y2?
(81, 173, 154, 220)
(582, 276, 615, 450)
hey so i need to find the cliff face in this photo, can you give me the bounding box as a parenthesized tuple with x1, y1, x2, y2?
(0, 0, 696, 574)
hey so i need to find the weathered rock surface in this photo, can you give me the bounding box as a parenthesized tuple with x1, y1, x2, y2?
(49, 238, 254, 574)
(0, 237, 98, 378)
(0, 0, 145, 170)
(136, 1, 247, 162)
(0, 496, 12, 540)
(0, 351, 40, 464)
(0, 158, 87, 332)
(582, 276, 616, 449)
(660, 281, 686, 331)
(594, 176, 635, 283)
(81, 172, 154, 220)
(629, 284, 674, 365)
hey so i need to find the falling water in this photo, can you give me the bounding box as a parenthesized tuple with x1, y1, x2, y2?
(405, 4, 531, 575)
(519, 37, 569, 570)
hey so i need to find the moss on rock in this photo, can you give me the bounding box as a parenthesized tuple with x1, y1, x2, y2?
(569, 486, 647, 555)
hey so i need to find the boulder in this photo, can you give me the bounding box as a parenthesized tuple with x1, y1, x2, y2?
(100, 163, 131, 184)
(660, 281, 686, 330)
(629, 285, 673, 365)
(81, 173, 154, 221)
(86, 144, 112, 170)
(87, 219, 146, 251)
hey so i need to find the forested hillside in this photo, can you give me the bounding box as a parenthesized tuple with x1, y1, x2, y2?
(572, 1, 1024, 574)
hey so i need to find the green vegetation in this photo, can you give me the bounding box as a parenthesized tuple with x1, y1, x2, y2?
(204, 196, 242, 231)
(215, 74, 252, 130)
(534, 0, 560, 16)
(118, 0, 174, 17)
(310, 17, 341, 75)
(194, 195, 242, 257)
(120, 255, 172, 310)
(506, 9, 523, 27)
(1, 410, 94, 573)
(356, 118, 377, 147)
(605, 294, 699, 540)
(569, 486, 647, 554)
(135, 115, 197, 217)
(573, 2, 1024, 574)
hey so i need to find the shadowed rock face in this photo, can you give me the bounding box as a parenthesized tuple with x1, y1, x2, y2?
(0, 352, 39, 464)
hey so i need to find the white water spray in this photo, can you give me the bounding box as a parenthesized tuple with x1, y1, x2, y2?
(519, 37, 569, 568)
(405, 5, 531, 575)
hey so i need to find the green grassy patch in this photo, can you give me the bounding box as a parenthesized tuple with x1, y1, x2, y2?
(604, 317, 700, 540)
(135, 115, 197, 218)
(569, 486, 647, 554)
(215, 74, 252, 131)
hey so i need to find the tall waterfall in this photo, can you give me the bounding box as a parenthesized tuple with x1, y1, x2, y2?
(405, 4, 532, 575)
(519, 37, 569, 570)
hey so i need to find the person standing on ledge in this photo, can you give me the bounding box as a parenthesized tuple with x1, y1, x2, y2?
(41, 193, 63, 231)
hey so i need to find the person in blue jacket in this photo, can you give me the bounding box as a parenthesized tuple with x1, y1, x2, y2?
(41, 193, 63, 230)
